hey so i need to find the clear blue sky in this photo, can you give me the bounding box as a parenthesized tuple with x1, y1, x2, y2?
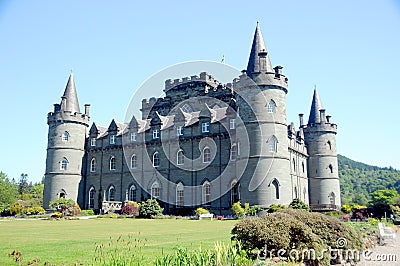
(1, 1, 399, 183)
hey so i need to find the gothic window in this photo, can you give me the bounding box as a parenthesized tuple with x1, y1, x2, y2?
(267, 100, 276, 113)
(203, 181, 211, 204)
(176, 182, 184, 206)
(109, 156, 116, 171)
(327, 140, 332, 150)
(153, 152, 160, 167)
(90, 138, 96, 147)
(90, 158, 96, 172)
(60, 158, 68, 170)
(230, 144, 237, 161)
(268, 135, 278, 153)
(151, 182, 160, 199)
(131, 133, 137, 142)
(108, 186, 115, 201)
(272, 179, 280, 199)
(131, 154, 137, 169)
(231, 181, 240, 204)
(88, 187, 95, 209)
(62, 131, 69, 141)
(329, 192, 336, 205)
(110, 134, 116, 144)
(329, 164, 333, 173)
(177, 149, 184, 165)
(58, 190, 66, 198)
(177, 126, 184, 136)
(203, 147, 211, 163)
(129, 185, 136, 201)
(181, 103, 193, 113)
(230, 119, 236, 129)
(202, 122, 210, 133)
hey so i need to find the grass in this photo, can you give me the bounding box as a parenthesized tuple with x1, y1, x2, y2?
(0, 218, 236, 265)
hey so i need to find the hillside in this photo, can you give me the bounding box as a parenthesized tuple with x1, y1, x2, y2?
(338, 154, 400, 205)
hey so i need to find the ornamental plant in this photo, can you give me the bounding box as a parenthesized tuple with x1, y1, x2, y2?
(195, 207, 209, 216)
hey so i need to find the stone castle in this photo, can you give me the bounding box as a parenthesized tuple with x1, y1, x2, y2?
(43, 24, 341, 214)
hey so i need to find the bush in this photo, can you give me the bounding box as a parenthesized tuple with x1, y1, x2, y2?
(49, 198, 80, 217)
(80, 209, 95, 216)
(121, 204, 139, 216)
(195, 207, 209, 216)
(268, 204, 286, 213)
(341, 204, 352, 214)
(25, 206, 45, 215)
(246, 205, 262, 216)
(9, 201, 24, 216)
(231, 201, 245, 218)
(288, 198, 310, 211)
(139, 199, 163, 218)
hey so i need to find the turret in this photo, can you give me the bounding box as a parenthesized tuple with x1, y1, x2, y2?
(234, 23, 292, 208)
(303, 88, 341, 211)
(43, 72, 89, 209)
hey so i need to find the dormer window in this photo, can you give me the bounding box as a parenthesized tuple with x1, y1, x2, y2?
(202, 122, 210, 133)
(131, 133, 137, 142)
(153, 129, 160, 139)
(229, 119, 236, 130)
(177, 126, 184, 136)
(110, 135, 116, 144)
(90, 138, 96, 147)
(62, 131, 69, 141)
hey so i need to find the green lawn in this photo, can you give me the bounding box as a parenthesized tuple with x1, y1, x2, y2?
(0, 218, 237, 265)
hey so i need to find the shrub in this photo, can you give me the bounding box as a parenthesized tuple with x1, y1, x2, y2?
(121, 204, 139, 216)
(49, 198, 80, 217)
(139, 199, 163, 218)
(288, 198, 310, 211)
(195, 207, 209, 216)
(25, 206, 45, 215)
(9, 201, 24, 216)
(267, 204, 286, 213)
(246, 205, 262, 216)
(341, 204, 352, 214)
(80, 209, 95, 216)
(231, 201, 245, 218)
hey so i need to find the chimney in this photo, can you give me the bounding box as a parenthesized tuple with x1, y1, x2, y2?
(84, 104, 90, 116)
(319, 109, 326, 123)
(326, 115, 331, 123)
(299, 113, 304, 127)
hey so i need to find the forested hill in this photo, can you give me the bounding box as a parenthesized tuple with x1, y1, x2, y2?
(338, 154, 400, 205)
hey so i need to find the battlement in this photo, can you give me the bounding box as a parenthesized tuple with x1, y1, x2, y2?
(303, 122, 337, 134)
(164, 72, 220, 92)
(233, 67, 288, 92)
(47, 110, 89, 126)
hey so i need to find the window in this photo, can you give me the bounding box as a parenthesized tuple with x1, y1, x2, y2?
(293, 159, 296, 172)
(109, 156, 116, 171)
(231, 182, 240, 204)
(177, 126, 184, 136)
(203, 147, 211, 163)
(268, 136, 278, 153)
(329, 164, 333, 174)
(62, 131, 69, 141)
(153, 152, 160, 167)
(151, 182, 160, 199)
(230, 144, 237, 161)
(131, 133, 137, 142)
(229, 119, 236, 129)
(90, 158, 96, 172)
(201, 122, 210, 133)
(294, 186, 298, 199)
(272, 179, 280, 199)
(329, 192, 336, 205)
(302, 162, 305, 173)
(176, 182, 184, 206)
(88, 187, 95, 209)
(267, 100, 276, 113)
(60, 158, 68, 170)
(131, 154, 137, 169)
(59, 190, 66, 198)
(110, 135, 116, 144)
(90, 138, 96, 147)
(327, 140, 332, 150)
(153, 129, 160, 139)
(129, 185, 136, 201)
(181, 103, 193, 113)
(177, 149, 184, 165)
(108, 186, 115, 201)
(203, 181, 211, 203)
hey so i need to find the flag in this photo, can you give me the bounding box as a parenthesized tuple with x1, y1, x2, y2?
(221, 55, 225, 63)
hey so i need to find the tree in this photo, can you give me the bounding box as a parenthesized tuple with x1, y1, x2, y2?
(369, 189, 398, 207)
(18, 173, 31, 195)
(49, 198, 80, 217)
(231, 201, 245, 218)
(0, 172, 18, 214)
(139, 199, 163, 218)
(288, 198, 310, 211)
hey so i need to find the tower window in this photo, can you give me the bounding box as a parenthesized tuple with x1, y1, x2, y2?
(90, 158, 96, 172)
(109, 156, 116, 171)
(88, 187, 95, 209)
(229, 119, 236, 129)
(201, 122, 210, 133)
(152, 129, 160, 139)
(110, 135, 116, 144)
(153, 152, 160, 167)
(302, 162, 305, 173)
(327, 141, 332, 150)
(230, 144, 237, 161)
(272, 179, 280, 200)
(267, 100, 276, 113)
(131, 133, 137, 142)
(62, 131, 69, 141)
(177, 126, 184, 136)
(90, 138, 96, 147)
(293, 159, 296, 172)
(129, 185, 136, 201)
(131, 154, 137, 169)
(176, 182, 184, 206)
(203, 181, 211, 204)
(151, 182, 160, 199)
(203, 147, 211, 163)
(60, 158, 68, 170)
(329, 164, 333, 174)
(268, 136, 278, 153)
(177, 149, 184, 165)
(108, 186, 115, 201)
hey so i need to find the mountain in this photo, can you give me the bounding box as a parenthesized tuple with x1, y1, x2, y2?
(338, 154, 400, 205)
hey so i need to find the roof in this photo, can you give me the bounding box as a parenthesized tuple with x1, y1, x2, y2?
(60, 72, 81, 113)
(307, 88, 324, 125)
(246, 23, 273, 77)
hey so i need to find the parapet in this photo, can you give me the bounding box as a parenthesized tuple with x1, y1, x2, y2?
(164, 72, 220, 92)
(47, 109, 89, 126)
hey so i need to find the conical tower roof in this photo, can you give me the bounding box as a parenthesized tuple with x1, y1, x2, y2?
(61, 72, 80, 113)
(308, 88, 323, 125)
(246, 22, 273, 77)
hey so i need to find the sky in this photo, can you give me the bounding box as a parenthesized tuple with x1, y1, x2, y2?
(0, 1, 399, 183)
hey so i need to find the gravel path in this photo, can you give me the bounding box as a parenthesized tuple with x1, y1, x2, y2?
(357, 227, 399, 266)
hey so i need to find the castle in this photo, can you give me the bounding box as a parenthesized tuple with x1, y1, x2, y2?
(43, 24, 341, 214)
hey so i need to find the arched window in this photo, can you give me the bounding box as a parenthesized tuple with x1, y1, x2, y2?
(203, 147, 211, 163)
(60, 158, 68, 170)
(109, 156, 116, 171)
(327, 140, 332, 150)
(230, 144, 237, 161)
(293, 158, 296, 172)
(203, 181, 211, 204)
(108, 186, 115, 201)
(177, 149, 184, 165)
(230, 181, 240, 204)
(153, 152, 160, 167)
(88, 187, 95, 209)
(267, 100, 276, 113)
(268, 136, 278, 153)
(129, 185, 136, 201)
(131, 154, 137, 169)
(272, 179, 280, 199)
(90, 158, 96, 172)
(58, 189, 66, 199)
(329, 192, 336, 205)
(329, 164, 333, 174)
(176, 182, 184, 206)
(62, 131, 69, 141)
(151, 182, 160, 199)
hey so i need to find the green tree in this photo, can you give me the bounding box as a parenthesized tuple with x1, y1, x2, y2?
(0, 172, 18, 214)
(139, 199, 163, 218)
(288, 198, 310, 211)
(231, 201, 245, 218)
(369, 189, 399, 208)
(18, 173, 31, 195)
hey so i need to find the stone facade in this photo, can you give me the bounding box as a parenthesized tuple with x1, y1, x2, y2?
(43, 24, 341, 214)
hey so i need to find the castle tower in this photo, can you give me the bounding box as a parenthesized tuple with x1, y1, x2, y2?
(43, 72, 90, 209)
(234, 23, 291, 208)
(303, 89, 341, 211)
